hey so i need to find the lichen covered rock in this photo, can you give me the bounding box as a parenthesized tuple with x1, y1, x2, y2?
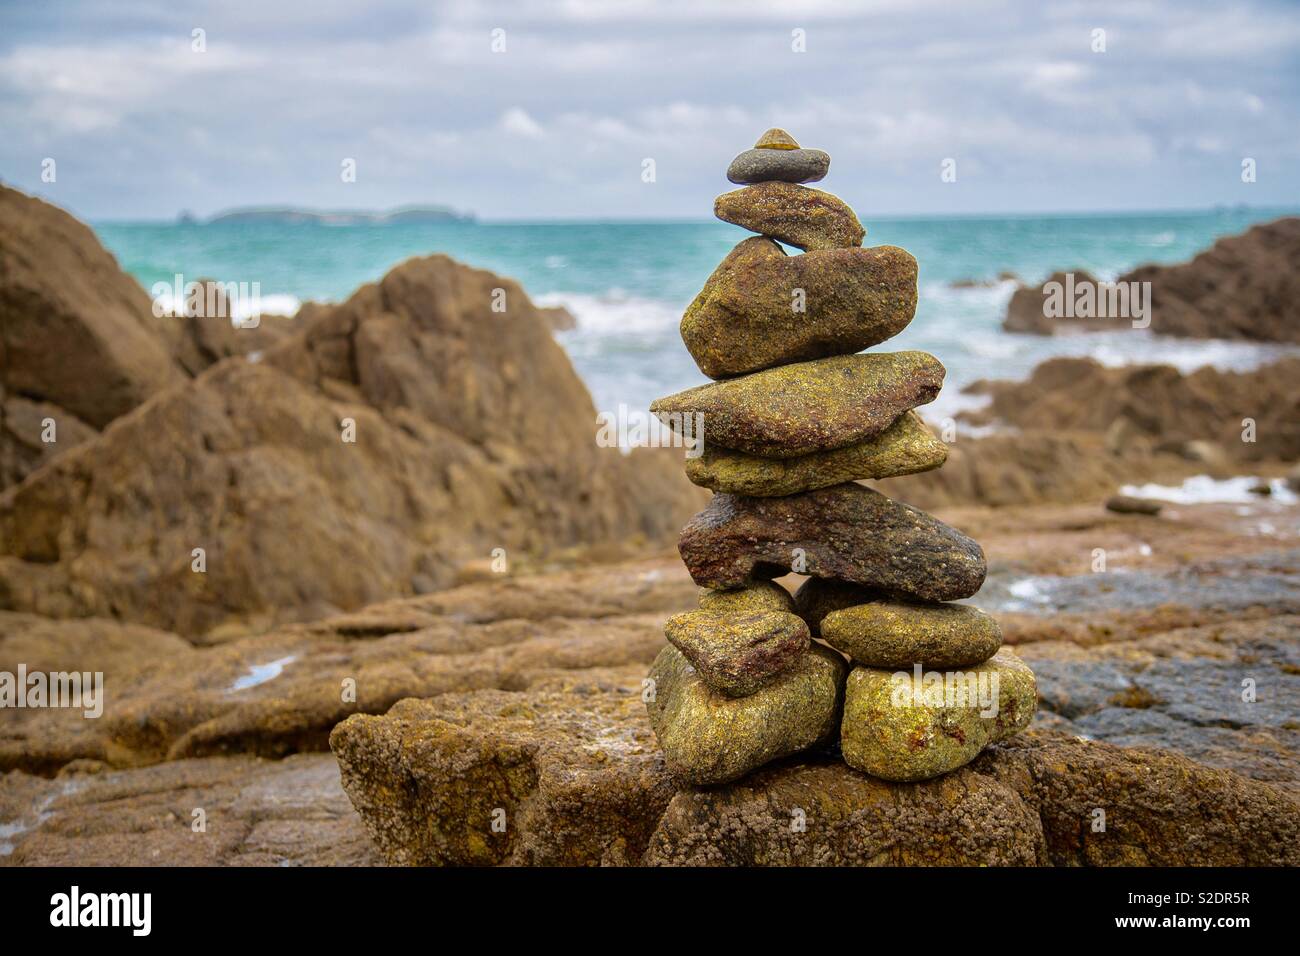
(714, 182, 864, 251)
(664, 607, 810, 697)
(646, 643, 847, 785)
(685, 410, 946, 496)
(821, 600, 1002, 669)
(679, 483, 987, 600)
(840, 649, 1036, 782)
(653, 351, 943, 458)
(678, 237, 917, 378)
(697, 580, 794, 615)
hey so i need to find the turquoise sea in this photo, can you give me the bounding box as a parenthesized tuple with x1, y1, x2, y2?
(95, 208, 1299, 423)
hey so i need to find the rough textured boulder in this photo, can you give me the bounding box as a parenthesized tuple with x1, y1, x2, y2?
(678, 483, 987, 599)
(0, 255, 703, 634)
(678, 238, 918, 378)
(714, 182, 865, 251)
(820, 599, 1002, 669)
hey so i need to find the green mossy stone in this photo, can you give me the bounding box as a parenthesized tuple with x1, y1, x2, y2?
(664, 608, 810, 697)
(714, 182, 865, 251)
(684, 410, 946, 496)
(652, 351, 944, 459)
(821, 600, 1002, 669)
(646, 642, 848, 786)
(677, 237, 917, 378)
(697, 580, 794, 615)
(840, 649, 1037, 782)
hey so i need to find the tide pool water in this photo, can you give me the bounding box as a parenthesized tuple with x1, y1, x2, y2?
(95, 207, 1298, 424)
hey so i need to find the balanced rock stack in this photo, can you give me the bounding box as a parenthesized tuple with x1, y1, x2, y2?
(645, 130, 1037, 786)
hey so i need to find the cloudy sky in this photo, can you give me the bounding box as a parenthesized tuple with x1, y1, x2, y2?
(2, 0, 1298, 221)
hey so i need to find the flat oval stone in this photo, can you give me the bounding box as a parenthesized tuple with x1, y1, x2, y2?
(728, 147, 829, 185)
(821, 601, 1002, 669)
(679, 237, 916, 378)
(664, 608, 810, 697)
(678, 482, 987, 600)
(652, 351, 944, 459)
(715, 182, 864, 251)
(840, 649, 1037, 782)
(684, 410, 947, 497)
(755, 127, 799, 149)
(697, 580, 793, 615)
(646, 642, 847, 786)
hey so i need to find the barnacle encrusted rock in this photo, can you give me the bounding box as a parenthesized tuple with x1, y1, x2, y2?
(820, 600, 1002, 669)
(664, 608, 810, 697)
(714, 182, 865, 251)
(652, 351, 943, 458)
(678, 482, 987, 600)
(840, 649, 1037, 782)
(646, 642, 846, 785)
(684, 410, 947, 497)
(678, 237, 917, 377)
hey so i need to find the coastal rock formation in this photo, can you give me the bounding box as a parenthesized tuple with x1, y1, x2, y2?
(0, 252, 702, 635)
(1002, 217, 1300, 341)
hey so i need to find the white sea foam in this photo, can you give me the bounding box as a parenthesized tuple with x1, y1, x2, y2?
(227, 655, 296, 693)
(1119, 476, 1298, 505)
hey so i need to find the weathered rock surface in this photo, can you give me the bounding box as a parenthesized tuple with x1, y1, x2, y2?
(664, 608, 809, 696)
(0, 185, 185, 432)
(697, 581, 793, 615)
(1106, 494, 1162, 515)
(646, 643, 846, 785)
(331, 680, 674, 865)
(679, 483, 987, 600)
(840, 649, 1037, 782)
(792, 578, 882, 637)
(0, 255, 703, 634)
(1004, 218, 1300, 342)
(678, 238, 918, 378)
(821, 600, 1002, 669)
(727, 147, 830, 185)
(0, 395, 97, 491)
(685, 409, 946, 496)
(653, 352, 943, 459)
(714, 182, 864, 251)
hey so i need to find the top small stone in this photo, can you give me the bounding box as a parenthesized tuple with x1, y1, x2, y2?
(755, 128, 800, 150)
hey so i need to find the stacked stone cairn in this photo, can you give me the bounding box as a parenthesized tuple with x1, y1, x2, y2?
(645, 129, 1037, 786)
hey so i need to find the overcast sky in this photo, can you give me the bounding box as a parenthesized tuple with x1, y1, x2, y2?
(2, 0, 1298, 221)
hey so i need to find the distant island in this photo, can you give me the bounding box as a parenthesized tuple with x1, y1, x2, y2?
(201, 205, 474, 225)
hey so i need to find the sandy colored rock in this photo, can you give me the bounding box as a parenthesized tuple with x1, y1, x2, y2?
(714, 182, 864, 251)
(678, 237, 917, 378)
(754, 128, 799, 150)
(821, 600, 1002, 669)
(0, 254, 703, 634)
(331, 683, 674, 865)
(679, 483, 987, 600)
(0, 395, 97, 491)
(697, 580, 793, 615)
(653, 351, 943, 459)
(841, 649, 1037, 782)
(664, 608, 810, 697)
(685, 410, 946, 496)
(646, 643, 846, 786)
(727, 147, 830, 185)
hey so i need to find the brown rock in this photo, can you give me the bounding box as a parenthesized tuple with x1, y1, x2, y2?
(653, 351, 944, 459)
(663, 608, 810, 696)
(678, 483, 987, 600)
(1002, 270, 1124, 335)
(714, 182, 864, 251)
(1105, 494, 1162, 516)
(678, 237, 917, 378)
(792, 578, 883, 637)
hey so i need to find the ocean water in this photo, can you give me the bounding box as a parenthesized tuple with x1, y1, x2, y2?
(95, 207, 1299, 423)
